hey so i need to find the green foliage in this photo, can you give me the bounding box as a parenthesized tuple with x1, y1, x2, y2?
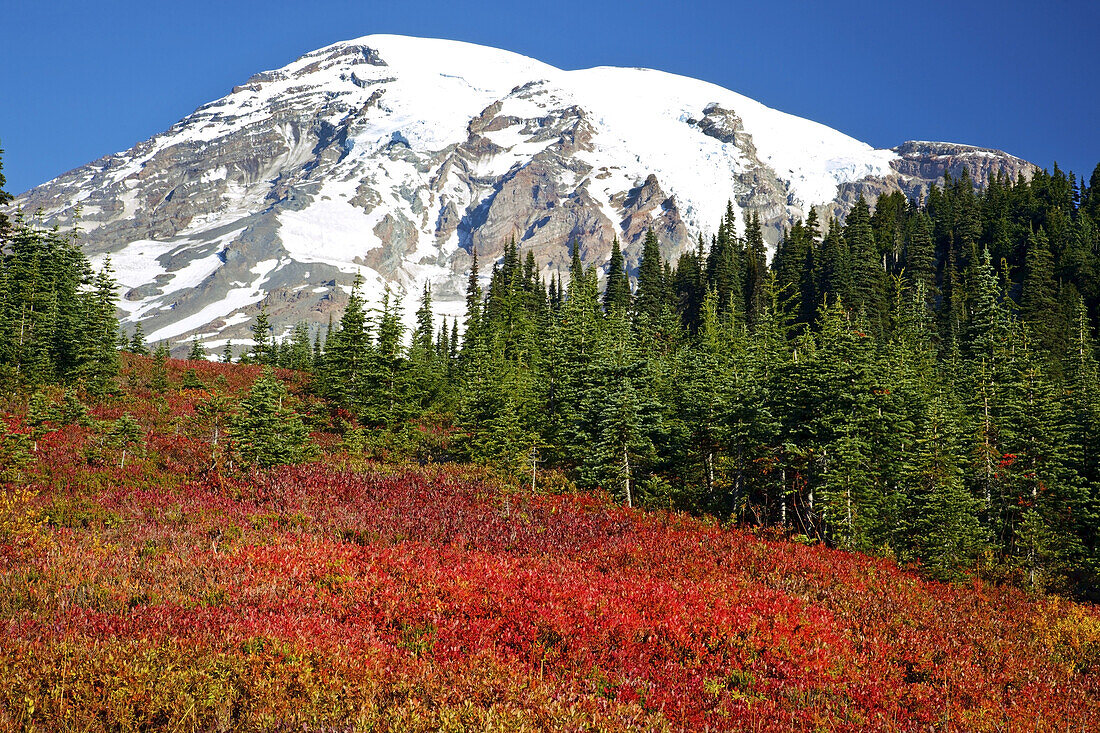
(0, 417, 32, 482)
(106, 413, 145, 468)
(230, 367, 318, 468)
(250, 305, 276, 365)
(602, 238, 631, 313)
(429, 163, 1100, 595)
(0, 212, 120, 390)
(149, 343, 170, 393)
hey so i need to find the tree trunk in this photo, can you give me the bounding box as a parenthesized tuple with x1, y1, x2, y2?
(623, 444, 632, 508)
(780, 467, 787, 528)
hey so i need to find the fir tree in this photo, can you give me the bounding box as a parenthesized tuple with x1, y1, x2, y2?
(845, 195, 886, 333)
(282, 322, 313, 372)
(899, 392, 988, 581)
(633, 229, 666, 324)
(150, 343, 170, 393)
(743, 211, 768, 328)
(107, 413, 144, 469)
(230, 366, 317, 468)
(250, 305, 275, 365)
(1020, 227, 1065, 357)
(602, 238, 631, 313)
(326, 274, 371, 409)
(128, 323, 148, 354)
(905, 213, 936, 303)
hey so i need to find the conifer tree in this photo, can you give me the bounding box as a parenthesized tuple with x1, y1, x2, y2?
(408, 284, 443, 411)
(150, 343, 170, 393)
(75, 260, 121, 395)
(107, 413, 144, 469)
(845, 196, 886, 333)
(815, 220, 850, 311)
(743, 211, 769, 328)
(230, 366, 317, 468)
(578, 308, 656, 507)
(250, 305, 275, 365)
(326, 274, 371, 409)
(905, 213, 936, 303)
(1020, 228, 1065, 356)
(282, 322, 313, 372)
(899, 393, 988, 580)
(602, 238, 631, 313)
(364, 285, 407, 428)
(633, 229, 666, 324)
(671, 238, 706, 330)
(129, 323, 149, 355)
(706, 204, 744, 316)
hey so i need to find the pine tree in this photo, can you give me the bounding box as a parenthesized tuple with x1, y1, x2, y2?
(602, 238, 631, 313)
(1020, 227, 1066, 357)
(230, 367, 317, 468)
(633, 229, 666, 324)
(188, 338, 204, 361)
(899, 391, 988, 581)
(107, 413, 144, 469)
(329, 281, 371, 408)
(743, 211, 768, 328)
(250, 305, 275, 365)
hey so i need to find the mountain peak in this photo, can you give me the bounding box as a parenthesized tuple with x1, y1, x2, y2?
(9, 35, 1033, 352)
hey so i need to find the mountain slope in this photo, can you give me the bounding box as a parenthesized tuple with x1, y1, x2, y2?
(10, 35, 1033, 352)
(2, 355, 1098, 730)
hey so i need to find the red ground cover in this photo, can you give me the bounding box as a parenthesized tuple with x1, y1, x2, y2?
(1, 357, 1098, 730)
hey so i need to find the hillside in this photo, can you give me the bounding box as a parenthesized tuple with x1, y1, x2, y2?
(1, 356, 1099, 731)
(8, 35, 1033, 351)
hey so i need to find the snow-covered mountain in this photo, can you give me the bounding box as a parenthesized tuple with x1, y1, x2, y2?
(11, 34, 1033, 353)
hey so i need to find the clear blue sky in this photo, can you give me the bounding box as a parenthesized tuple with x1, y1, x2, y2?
(2, 0, 1097, 195)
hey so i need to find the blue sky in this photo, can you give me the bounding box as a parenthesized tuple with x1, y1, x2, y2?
(2, 0, 1097, 194)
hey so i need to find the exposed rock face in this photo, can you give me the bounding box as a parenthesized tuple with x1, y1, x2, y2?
(889, 141, 1035, 190)
(823, 141, 1037, 221)
(7, 35, 1033, 355)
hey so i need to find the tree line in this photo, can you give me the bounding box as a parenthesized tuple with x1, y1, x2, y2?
(0, 192, 120, 395)
(6, 135, 1100, 597)
(258, 163, 1100, 597)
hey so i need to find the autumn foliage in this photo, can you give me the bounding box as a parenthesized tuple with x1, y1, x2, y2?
(1, 356, 1099, 731)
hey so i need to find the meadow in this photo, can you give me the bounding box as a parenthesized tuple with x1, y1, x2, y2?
(1, 356, 1099, 731)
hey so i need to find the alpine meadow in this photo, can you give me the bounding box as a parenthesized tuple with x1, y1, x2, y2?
(2, 28, 1100, 733)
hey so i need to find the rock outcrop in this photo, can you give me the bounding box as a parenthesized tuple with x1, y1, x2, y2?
(8, 35, 1033, 355)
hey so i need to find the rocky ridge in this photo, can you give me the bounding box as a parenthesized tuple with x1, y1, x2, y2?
(9, 35, 1034, 353)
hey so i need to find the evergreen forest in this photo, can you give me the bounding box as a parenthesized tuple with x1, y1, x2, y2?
(5, 140, 1100, 600)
